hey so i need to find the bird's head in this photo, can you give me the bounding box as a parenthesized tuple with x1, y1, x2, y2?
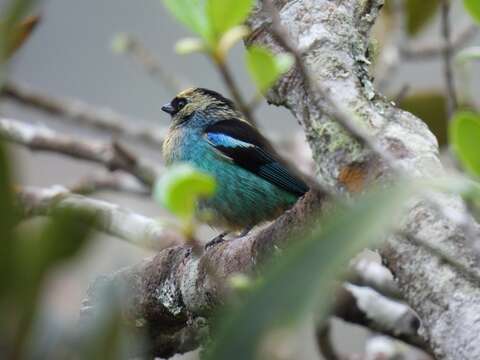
(162, 88, 237, 126)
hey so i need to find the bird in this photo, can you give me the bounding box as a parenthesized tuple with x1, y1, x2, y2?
(162, 87, 309, 239)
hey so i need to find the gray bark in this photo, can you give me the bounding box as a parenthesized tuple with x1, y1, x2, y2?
(247, 1, 480, 359)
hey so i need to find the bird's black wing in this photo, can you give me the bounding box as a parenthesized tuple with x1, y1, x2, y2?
(204, 118, 308, 196)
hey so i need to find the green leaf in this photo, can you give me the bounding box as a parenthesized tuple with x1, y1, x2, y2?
(405, 0, 440, 36)
(450, 112, 480, 177)
(153, 163, 216, 220)
(0, 0, 36, 58)
(206, 184, 410, 360)
(464, 0, 480, 24)
(206, 0, 253, 36)
(399, 91, 448, 146)
(246, 46, 294, 93)
(162, 0, 212, 42)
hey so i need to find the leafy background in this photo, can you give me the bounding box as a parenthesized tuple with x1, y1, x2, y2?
(1, 0, 480, 359)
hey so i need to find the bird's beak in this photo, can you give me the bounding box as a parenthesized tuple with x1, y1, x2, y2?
(161, 103, 175, 115)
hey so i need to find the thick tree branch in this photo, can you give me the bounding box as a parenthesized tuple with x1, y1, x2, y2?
(80, 190, 329, 358)
(1, 81, 166, 148)
(0, 117, 160, 187)
(246, 1, 480, 358)
(16, 186, 184, 250)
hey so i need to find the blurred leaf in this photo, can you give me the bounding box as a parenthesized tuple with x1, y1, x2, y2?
(0, 0, 37, 60)
(16, 207, 96, 300)
(399, 91, 448, 146)
(10, 207, 96, 356)
(153, 163, 216, 220)
(76, 283, 144, 360)
(206, 185, 410, 360)
(450, 112, 480, 177)
(206, 0, 253, 37)
(0, 142, 16, 296)
(405, 0, 439, 36)
(162, 0, 212, 43)
(246, 46, 294, 93)
(464, 0, 480, 24)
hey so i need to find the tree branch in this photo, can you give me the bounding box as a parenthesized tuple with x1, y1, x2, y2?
(401, 24, 478, 60)
(68, 171, 149, 196)
(0, 117, 160, 187)
(333, 284, 429, 353)
(440, 0, 458, 118)
(80, 189, 329, 358)
(16, 186, 184, 250)
(247, 1, 480, 358)
(1, 81, 166, 148)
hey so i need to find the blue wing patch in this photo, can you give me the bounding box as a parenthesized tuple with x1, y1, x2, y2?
(205, 119, 308, 197)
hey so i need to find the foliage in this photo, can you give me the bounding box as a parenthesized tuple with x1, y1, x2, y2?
(405, 0, 439, 36)
(246, 46, 294, 93)
(163, 0, 253, 59)
(153, 163, 216, 236)
(206, 185, 411, 359)
(0, 0, 37, 83)
(384, 0, 440, 36)
(449, 112, 480, 178)
(0, 140, 109, 357)
(464, 0, 480, 25)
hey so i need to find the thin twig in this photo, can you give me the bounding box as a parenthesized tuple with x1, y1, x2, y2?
(215, 60, 257, 126)
(114, 34, 188, 94)
(402, 24, 478, 60)
(1, 81, 167, 148)
(440, 0, 458, 119)
(0, 117, 160, 187)
(16, 186, 184, 250)
(68, 171, 149, 196)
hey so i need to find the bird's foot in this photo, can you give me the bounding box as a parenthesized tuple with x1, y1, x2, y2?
(205, 231, 229, 250)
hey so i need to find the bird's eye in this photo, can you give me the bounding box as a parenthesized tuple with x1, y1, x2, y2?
(172, 97, 187, 111)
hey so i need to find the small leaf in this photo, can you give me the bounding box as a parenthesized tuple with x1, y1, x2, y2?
(405, 0, 440, 36)
(464, 0, 480, 24)
(206, 0, 254, 36)
(246, 46, 294, 93)
(175, 37, 206, 54)
(449, 112, 480, 177)
(206, 184, 410, 360)
(153, 163, 216, 220)
(162, 0, 212, 43)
